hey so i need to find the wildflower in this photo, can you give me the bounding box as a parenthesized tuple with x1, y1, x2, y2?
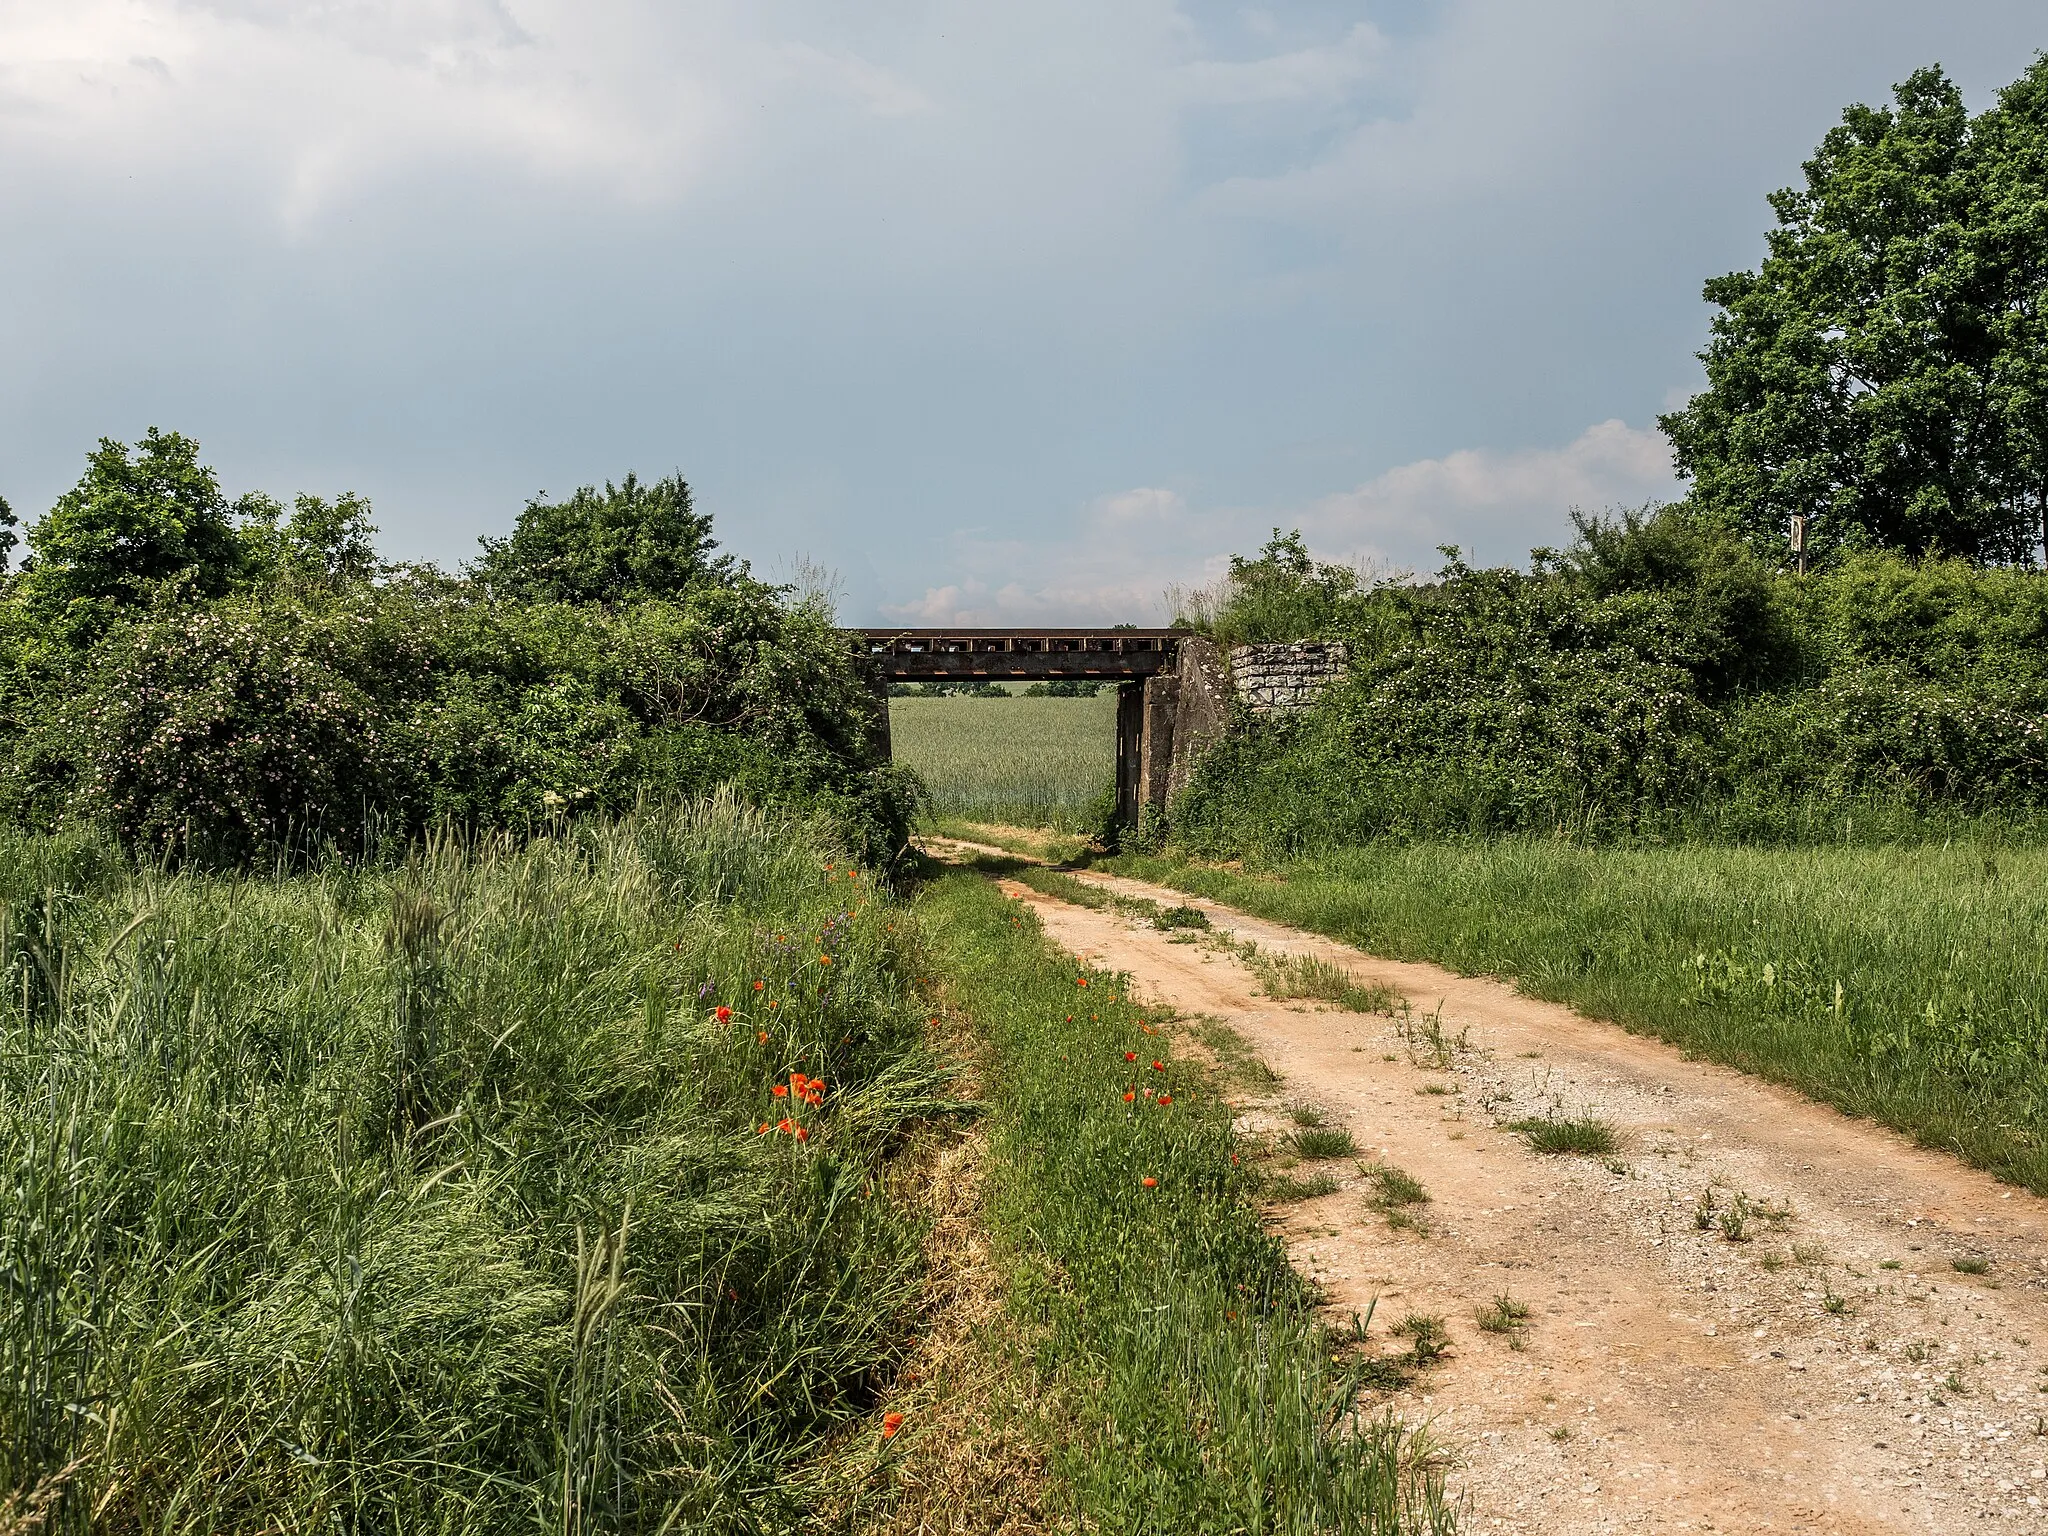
(1158, 1094, 1173, 1106)
(1076, 978, 1088, 988)
(777, 1118, 795, 1134)
(1125, 1051, 1137, 1062)
(753, 980, 764, 991)
(758, 1123, 771, 1134)
(768, 1001, 778, 1010)
(794, 1125, 810, 1141)
(881, 1412, 905, 1439)
(1141, 1177, 1158, 1188)
(758, 1030, 770, 1043)
(820, 954, 834, 966)
(772, 1084, 789, 1097)
(715, 1005, 733, 1023)
(1123, 1090, 1135, 1102)
(1151, 1061, 1163, 1072)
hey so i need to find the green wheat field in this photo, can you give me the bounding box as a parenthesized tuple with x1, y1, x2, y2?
(890, 694, 1117, 830)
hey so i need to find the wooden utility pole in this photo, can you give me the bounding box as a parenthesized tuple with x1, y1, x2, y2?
(1789, 514, 1808, 577)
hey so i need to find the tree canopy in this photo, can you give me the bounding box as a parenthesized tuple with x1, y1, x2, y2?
(469, 472, 733, 604)
(1661, 57, 2048, 566)
(17, 429, 247, 616)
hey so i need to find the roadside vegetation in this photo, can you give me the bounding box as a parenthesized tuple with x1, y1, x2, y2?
(1, 800, 943, 1531)
(0, 435, 914, 866)
(907, 869, 1455, 1534)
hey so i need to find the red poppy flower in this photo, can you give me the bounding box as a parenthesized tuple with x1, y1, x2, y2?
(1124, 1051, 1137, 1062)
(1141, 1177, 1158, 1188)
(1158, 1094, 1174, 1106)
(1151, 1061, 1163, 1072)
(772, 1084, 788, 1098)
(794, 1125, 809, 1141)
(1123, 1091, 1135, 1102)
(881, 1411, 905, 1439)
(1076, 978, 1088, 988)
(757, 1030, 770, 1043)
(753, 980, 765, 991)
(819, 954, 834, 966)
(758, 1123, 770, 1134)
(714, 1005, 732, 1023)
(777, 1118, 795, 1134)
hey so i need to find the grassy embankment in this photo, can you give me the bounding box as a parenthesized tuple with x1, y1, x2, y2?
(904, 867, 1454, 1534)
(1, 800, 946, 1533)
(889, 694, 1114, 834)
(1103, 840, 2048, 1192)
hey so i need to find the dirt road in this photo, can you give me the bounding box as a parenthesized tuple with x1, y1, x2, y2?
(955, 846, 2048, 1532)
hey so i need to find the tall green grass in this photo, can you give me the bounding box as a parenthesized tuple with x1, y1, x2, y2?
(1107, 841, 2048, 1192)
(889, 695, 1115, 831)
(1, 799, 944, 1533)
(913, 869, 1453, 1533)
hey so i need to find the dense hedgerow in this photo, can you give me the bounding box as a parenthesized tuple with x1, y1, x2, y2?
(0, 433, 911, 864)
(1168, 514, 2048, 853)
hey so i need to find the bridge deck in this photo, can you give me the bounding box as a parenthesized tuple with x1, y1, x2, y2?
(855, 628, 1188, 679)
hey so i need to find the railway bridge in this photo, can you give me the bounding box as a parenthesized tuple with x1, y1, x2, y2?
(854, 628, 1230, 832)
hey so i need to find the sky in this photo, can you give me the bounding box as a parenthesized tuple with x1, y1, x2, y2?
(2, 3, 2043, 623)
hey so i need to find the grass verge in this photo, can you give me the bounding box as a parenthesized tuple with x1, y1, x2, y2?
(1105, 842, 2048, 1194)
(909, 868, 1455, 1533)
(1, 802, 946, 1532)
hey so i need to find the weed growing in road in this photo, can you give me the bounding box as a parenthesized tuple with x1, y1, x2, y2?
(1288, 1103, 1329, 1128)
(1291, 1126, 1358, 1159)
(1364, 1164, 1432, 1234)
(1267, 1171, 1341, 1201)
(1510, 1115, 1619, 1156)
(1156, 904, 1210, 931)
(1253, 949, 1400, 1014)
(1954, 1255, 1993, 1275)
(1475, 1295, 1533, 1349)
(1718, 1193, 1756, 1242)
(1398, 1005, 1467, 1069)
(1393, 1314, 1451, 1365)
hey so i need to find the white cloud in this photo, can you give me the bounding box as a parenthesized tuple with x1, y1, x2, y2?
(881, 420, 1680, 623)
(1301, 419, 1680, 563)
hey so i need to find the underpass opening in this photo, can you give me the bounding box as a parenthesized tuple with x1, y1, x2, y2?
(854, 628, 1221, 834)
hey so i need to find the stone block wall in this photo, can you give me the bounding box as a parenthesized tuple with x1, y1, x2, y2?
(1227, 641, 1350, 716)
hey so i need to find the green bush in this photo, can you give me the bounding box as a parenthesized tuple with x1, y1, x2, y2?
(1169, 511, 2048, 854)
(0, 433, 909, 865)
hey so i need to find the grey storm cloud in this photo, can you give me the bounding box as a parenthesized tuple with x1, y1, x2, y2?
(1, 1, 2043, 621)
